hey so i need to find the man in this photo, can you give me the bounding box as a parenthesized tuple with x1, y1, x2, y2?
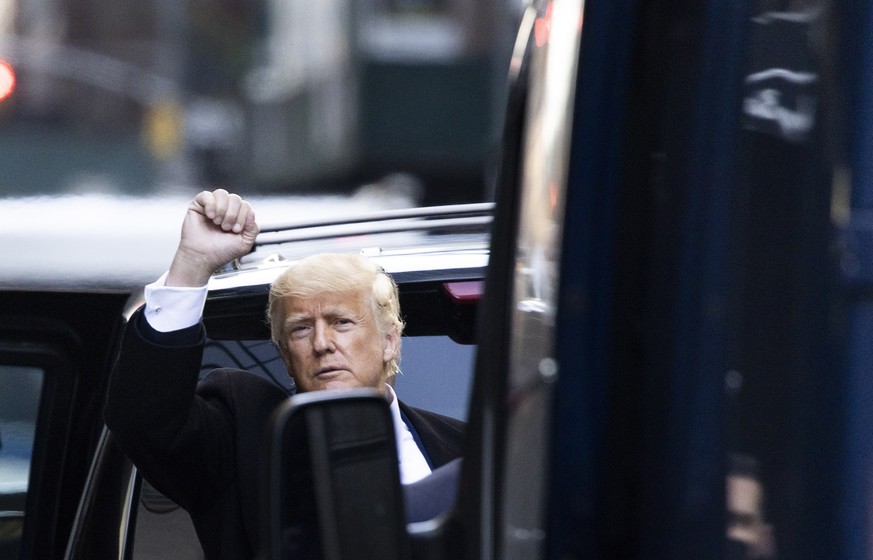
(104, 189, 465, 560)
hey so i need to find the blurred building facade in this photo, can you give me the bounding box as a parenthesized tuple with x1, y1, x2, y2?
(0, 0, 521, 203)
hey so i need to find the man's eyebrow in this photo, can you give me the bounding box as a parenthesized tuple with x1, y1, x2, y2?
(283, 313, 310, 327)
(283, 306, 359, 323)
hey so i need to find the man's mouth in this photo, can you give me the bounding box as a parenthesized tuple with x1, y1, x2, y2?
(315, 367, 344, 377)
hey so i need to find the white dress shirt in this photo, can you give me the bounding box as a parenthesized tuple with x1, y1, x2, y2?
(142, 273, 432, 484)
(143, 272, 208, 332)
(385, 384, 432, 484)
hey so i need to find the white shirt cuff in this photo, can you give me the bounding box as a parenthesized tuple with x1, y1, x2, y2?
(143, 271, 208, 332)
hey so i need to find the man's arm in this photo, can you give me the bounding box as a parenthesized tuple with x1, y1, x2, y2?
(104, 189, 260, 508)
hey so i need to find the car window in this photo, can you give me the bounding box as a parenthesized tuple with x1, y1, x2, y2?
(131, 479, 203, 560)
(200, 338, 291, 390)
(127, 332, 473, 559)
(393, 336, 474, 420)
(0, 365, 44, 558)
(199, 336, 474, 420)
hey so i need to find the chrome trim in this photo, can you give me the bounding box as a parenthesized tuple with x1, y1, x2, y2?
(255, 202, 494, 238)
(254, 215, 492, 248)
(63, 428, 110, 560)
(62, 426, 139, 560)
(118, 467, 139, 557)
(209, 245, 490, 292)
(249, 203, 492, 254)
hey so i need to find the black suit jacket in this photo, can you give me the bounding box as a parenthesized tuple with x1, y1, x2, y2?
(105, 309, 465, 560)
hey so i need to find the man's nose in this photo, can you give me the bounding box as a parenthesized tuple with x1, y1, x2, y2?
(312, 323, 335, 353)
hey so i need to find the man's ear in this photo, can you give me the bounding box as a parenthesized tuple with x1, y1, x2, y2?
(382, 328, 400, 363)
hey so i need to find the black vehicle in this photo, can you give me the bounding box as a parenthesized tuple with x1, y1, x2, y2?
(3, 0, 873, 559)
(0, 202, 490, 559)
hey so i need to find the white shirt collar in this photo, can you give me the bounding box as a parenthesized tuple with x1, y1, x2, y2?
(385, 384, 432, 484)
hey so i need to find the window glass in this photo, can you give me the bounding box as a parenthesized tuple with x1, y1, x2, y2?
(200, 336, 473, 420)
(131, 479, 203, 560)
(128, 334, 474, 557)
(0, 365, 44, 558)
(134, 287, 478, 554)
(394, 335, 473, 420)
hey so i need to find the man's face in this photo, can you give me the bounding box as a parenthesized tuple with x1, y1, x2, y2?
(277, 289, 398, 393)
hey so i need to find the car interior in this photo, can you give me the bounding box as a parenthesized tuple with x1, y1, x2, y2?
(122, 269, 482, 559)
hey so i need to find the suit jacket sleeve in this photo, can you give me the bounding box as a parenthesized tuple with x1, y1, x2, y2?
(104, 308, 237, 513)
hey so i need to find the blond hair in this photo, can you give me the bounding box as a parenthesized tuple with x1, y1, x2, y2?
(267, 253, 404, 376)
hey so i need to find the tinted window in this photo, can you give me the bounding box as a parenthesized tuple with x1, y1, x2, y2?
(125, 333, 473, 558)
(0, 365, 44, 558)
(200, 336, 473, 420)
(393, 335, 473, 420)
(131, 479, 203, 560)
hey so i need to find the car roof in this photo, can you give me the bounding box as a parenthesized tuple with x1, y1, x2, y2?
(1, 193, 491, 343)
(202, 203, 492, 341)
(209, 202, 492, 291)
(0, 193, 491, 294)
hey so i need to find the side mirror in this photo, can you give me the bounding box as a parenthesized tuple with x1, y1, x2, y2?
(260, 388, 409, 560)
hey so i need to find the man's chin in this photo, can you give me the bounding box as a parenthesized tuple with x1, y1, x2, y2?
(295, 370, 388, 394)
(317, 380, 356, 392)
(307, 371, 354, 392)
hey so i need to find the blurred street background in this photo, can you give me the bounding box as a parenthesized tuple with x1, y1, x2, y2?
(0, 0, 522, 206)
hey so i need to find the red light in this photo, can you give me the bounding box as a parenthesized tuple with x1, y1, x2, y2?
(442, 281, 483, 303)
(0, 61, 15, 101)
(534, 2, 554, 47)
